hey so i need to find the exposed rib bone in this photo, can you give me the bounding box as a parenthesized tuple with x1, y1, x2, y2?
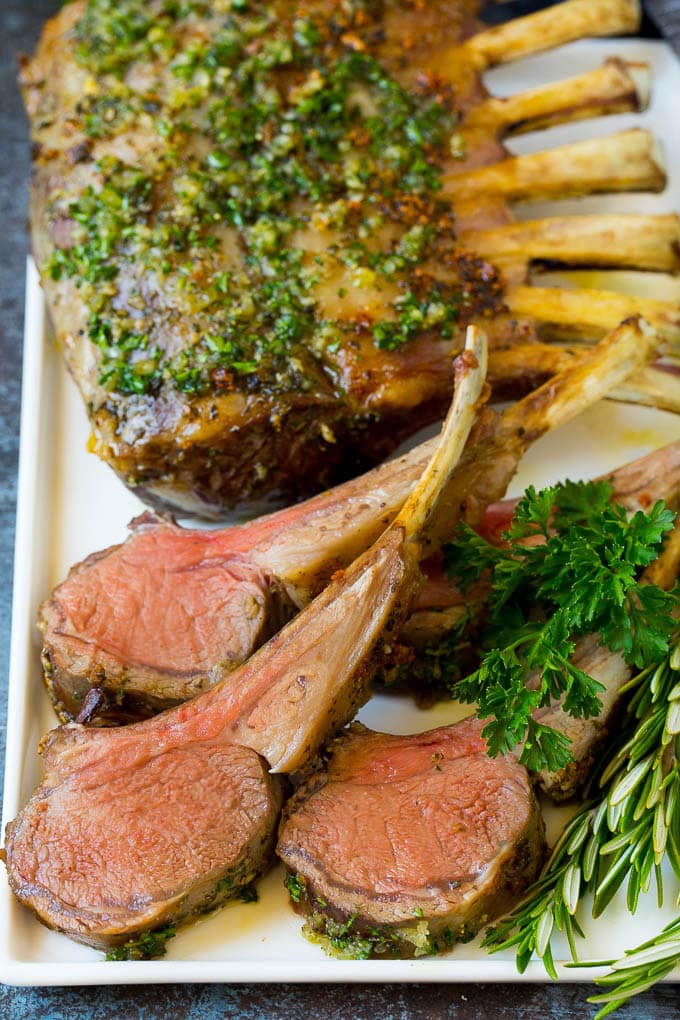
(610, 364, 680, 414)
(444, 130, 665, 202)
(506, 284, 680, 345)
(498, 317, 657, 438)
(398, 327, 488, 550)
(451, 0, 640, 72)
(488, 343, 680, 415)
(462, 214, 680, 273)
(464, 60, 648, 138)
(424, 318, 657, 549)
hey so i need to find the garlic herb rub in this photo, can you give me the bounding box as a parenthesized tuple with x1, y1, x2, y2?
(444, 480, 679, 774)
(44, 1, 493, 401)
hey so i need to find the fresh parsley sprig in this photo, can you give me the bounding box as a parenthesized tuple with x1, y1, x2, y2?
(444, 480, 677, 771)
(482, 640, 680, 1008)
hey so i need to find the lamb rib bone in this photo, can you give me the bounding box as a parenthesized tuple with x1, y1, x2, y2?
(488, 342, 680, 415)
(463, 214, 680, 274)
(506, 284, 680, 346)
(463, 59, 649, 138)
(2, 328, 487, 950)
(439, 0, 640, 74)
(444, 130, 665, 202)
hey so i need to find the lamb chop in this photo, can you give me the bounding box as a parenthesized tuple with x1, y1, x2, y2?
(39, 319, 655, 724)
(398, 461, 680, 801)
(277, 715, 545, 958)
(2, 327, 487, 953)
(21, 0, 680, 516)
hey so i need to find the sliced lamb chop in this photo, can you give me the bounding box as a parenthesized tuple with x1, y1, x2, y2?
(402, 438, 680, 652)
(40, 319, 656, 724)
(478, 440, 680, 544)
(398, 458, 680, 799)
(3, 739, 286, 947)
(3, 329, 487, 953)
(277, 716, 545, 958)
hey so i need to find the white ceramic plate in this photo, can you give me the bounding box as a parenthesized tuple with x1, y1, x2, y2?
(2, 37, 680, 987)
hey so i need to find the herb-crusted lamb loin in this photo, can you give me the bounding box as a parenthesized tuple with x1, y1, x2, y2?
(21, 0, 668, 516)
(277, 716, 546, 958)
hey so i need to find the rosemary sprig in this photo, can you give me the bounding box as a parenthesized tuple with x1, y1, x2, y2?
(586, 916, 680, 1018)
(483, 640, 680, 987)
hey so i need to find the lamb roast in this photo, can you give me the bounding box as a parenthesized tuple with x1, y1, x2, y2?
(20, 0, 680, 515)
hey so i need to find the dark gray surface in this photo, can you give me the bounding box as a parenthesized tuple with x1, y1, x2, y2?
(0, 3, 678, 1018)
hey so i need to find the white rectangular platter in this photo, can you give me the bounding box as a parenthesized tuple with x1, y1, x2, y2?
(2, 37, 680, 986)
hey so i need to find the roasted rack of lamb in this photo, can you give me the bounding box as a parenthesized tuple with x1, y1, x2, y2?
(21, 0, 680, 515)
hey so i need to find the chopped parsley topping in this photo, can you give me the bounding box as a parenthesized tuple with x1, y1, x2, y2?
(106, 924, 177, 961)
(41, 0, 503, 400)
(284, 871, 306, 903)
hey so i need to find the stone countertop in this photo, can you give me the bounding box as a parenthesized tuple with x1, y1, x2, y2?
(0, 3, 676, 1018)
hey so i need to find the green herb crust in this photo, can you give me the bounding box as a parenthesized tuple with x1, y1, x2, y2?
(106, 924, 177, 961)
(104, 871, 261, 961)
(283, 871, 474, 959)
(40, 0, 503, 400)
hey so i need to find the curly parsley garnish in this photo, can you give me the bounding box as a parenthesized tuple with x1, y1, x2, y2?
(444, 479, 678, 772)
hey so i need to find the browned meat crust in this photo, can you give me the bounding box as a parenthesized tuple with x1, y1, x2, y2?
(19, 0, 514, 517)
